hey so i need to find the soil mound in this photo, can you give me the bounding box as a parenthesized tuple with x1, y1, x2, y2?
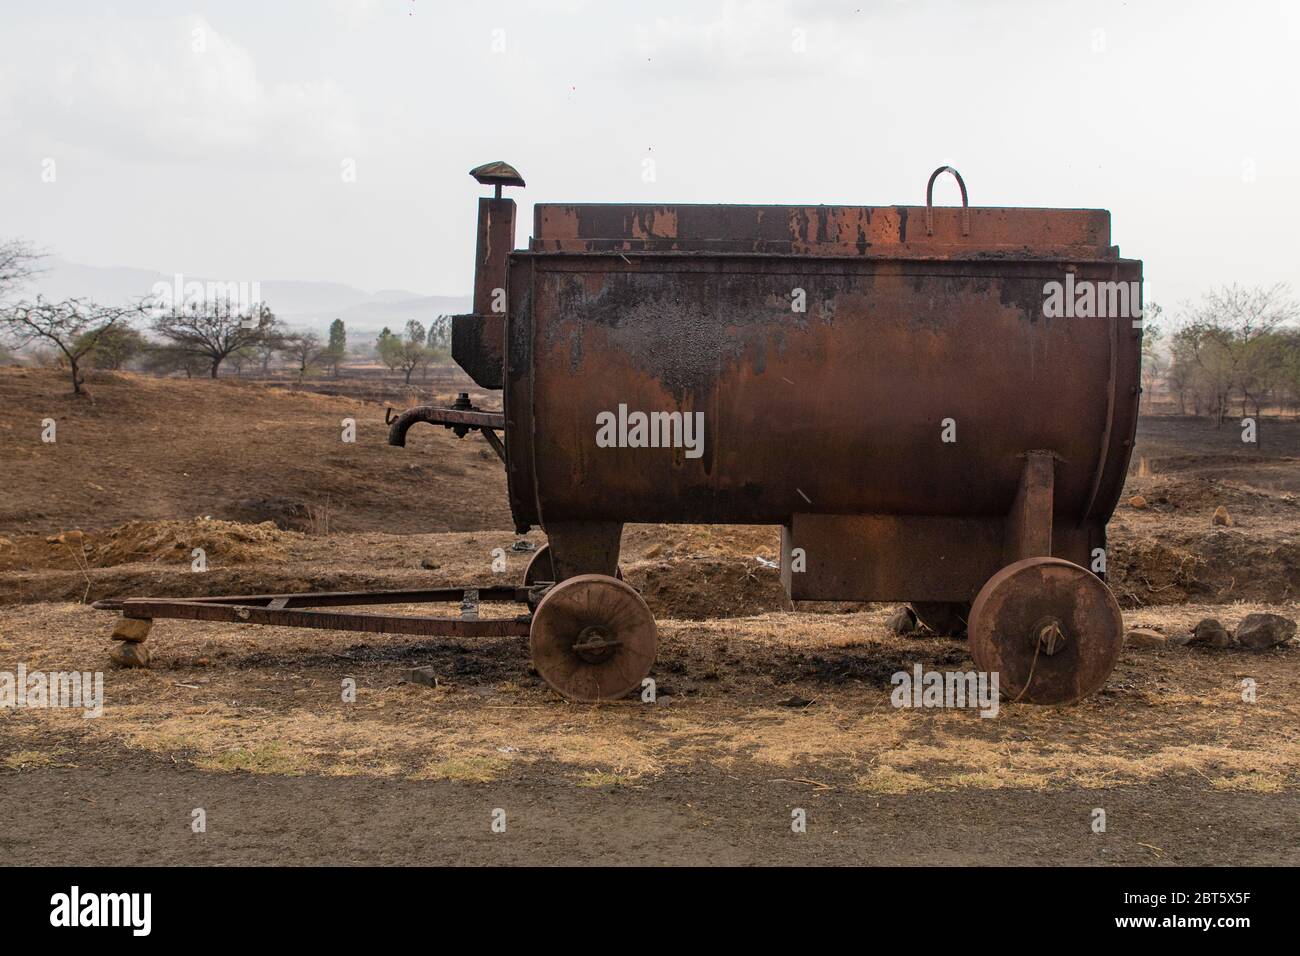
(88, 518, 296, 566)
(0, 518, 297, 574)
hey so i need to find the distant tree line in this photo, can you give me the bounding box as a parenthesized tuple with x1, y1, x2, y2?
(0, 236, 455, 395)
(375, 317, 452, 384)
(1154, 284, 1300, 421)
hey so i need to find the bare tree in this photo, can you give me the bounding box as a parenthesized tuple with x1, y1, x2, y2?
(425, 314, 451, 358)
(1277, 329, 1300, 414)
(1138, 303, 1166, 412)
(281, 331, 325, 381)
(225, 344, 259, 377)
(1173, 322, 1235, 424)
(1181, 283, 1298, 420)
(1166, 331, 1197, 415)
(255, 331, 287, 374)
(152, 297, 276, 378)
(0, 239, 45, 303)
(0, 296, 143, 395)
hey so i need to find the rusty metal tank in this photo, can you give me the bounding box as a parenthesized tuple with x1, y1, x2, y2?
(443, 162, 1143, 704)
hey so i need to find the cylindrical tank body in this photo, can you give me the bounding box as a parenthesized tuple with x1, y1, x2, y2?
(503, 220, 1141, 535)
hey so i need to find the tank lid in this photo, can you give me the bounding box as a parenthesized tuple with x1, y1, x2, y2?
(530, 203, 1117, 260)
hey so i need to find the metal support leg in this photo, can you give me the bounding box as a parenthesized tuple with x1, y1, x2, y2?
(1004, 451, 1056, 563)
(543, 521, 624, 581)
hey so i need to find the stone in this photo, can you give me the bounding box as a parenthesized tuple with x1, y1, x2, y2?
(1124, 627, 1166, 648)
(1190, 618, 1232, 648)
(403, 666, 439, 688)
(1128, 495, 1148, 509)
(1166, 632, 1193, 647)
(1234, 613, 1297, 650)
(110, 642, 150, 668)
(777, 695, 813, 708)
(885, 606, 918, 635)
(1212, 505, 1232, 527)
(47, 530, 86, 546)
(110, 616, 152, 643)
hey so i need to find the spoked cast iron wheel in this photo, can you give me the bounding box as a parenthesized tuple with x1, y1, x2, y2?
(968, 557, 1123, 705)
(523, 544, 623, 586)
(529, 573, 657, 702)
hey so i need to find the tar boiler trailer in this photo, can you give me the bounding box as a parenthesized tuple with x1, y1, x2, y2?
(102, 162, 1142, 706)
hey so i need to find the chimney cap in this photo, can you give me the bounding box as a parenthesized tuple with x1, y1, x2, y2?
(469, 161, 525, 189)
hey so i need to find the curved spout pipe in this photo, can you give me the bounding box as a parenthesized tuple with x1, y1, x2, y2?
(387, 404, 506, 447)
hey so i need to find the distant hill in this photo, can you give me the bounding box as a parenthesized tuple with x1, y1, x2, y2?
(29, 259, 471, 336)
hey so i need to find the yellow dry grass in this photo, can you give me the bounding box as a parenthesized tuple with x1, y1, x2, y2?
(1, 746, 72, 770)
(574, 769, 641, 788)
(2, 749, 56, 770)
(2, 601, 1297, 793)
(416, 755, 509, 783)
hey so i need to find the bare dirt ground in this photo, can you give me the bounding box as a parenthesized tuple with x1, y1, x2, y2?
(0, 365, 509, 536)
(2, 368, 1298, 865)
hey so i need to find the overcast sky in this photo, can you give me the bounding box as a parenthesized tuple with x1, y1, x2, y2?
(2, 0, 1297, 310)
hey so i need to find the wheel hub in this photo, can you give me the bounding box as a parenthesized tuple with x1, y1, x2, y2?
(572, 625, 621, 663)
(1030, 616, 1068, 656)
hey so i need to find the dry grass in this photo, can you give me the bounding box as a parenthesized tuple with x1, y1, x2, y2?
(416, 755, 509, 783)
(575, 769, 641, 788)
(1, 749, 70, 770)
(1211, 774, 1286, 793)
(197, 743, 310, 775)
(3, 600, 1297, 793)
(855, 766, 934, 794)
(2, 749, 59, 770)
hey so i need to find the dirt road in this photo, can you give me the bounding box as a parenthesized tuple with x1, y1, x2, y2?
(4, 755, 1296, 866)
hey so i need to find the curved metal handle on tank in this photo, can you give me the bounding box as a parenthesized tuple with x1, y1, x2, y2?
(925, 166, 970, 237)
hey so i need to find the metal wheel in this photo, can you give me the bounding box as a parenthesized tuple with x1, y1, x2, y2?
(523, 544, 623, 586)
(529, 573, 657, 702)
(910, 601, 970, 637)
(968, 557, 1123, 705)
(523, 545, 554, 585)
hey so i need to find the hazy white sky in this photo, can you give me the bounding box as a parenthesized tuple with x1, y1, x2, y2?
(2, 0, 1297, 310)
